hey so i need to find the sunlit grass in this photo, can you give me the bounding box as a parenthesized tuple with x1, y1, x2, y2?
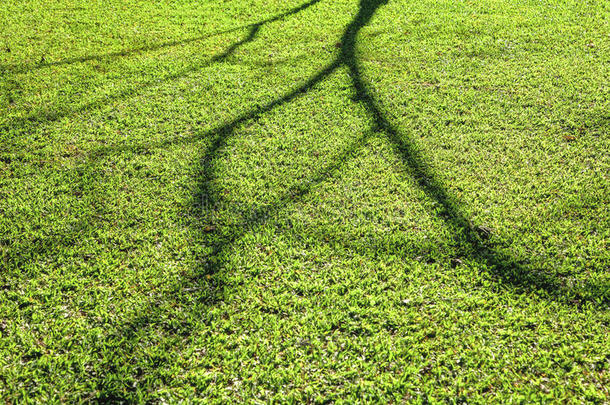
(0, 0, 608, 401)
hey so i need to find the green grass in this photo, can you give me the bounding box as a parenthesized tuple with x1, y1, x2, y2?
(1, 0, 609, 402)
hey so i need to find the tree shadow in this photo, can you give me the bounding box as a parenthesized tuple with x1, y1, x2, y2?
(169, 0, 609, 306)
(0, 0, 321, 139)
(4, 0, 607, 400)
(103, 2, 608, 396)
(0, 0, 322, 74)
(337, 0, 608, 305)
(8, 0, 599, 332)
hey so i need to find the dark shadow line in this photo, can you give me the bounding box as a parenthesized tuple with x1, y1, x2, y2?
(59, 0, 607, 305)
(6, 0, 606, 400)
(84, 49, 346, 400)
(0, 50, 309, 141)
(0, 0, 322, 74)
(339, 0, 607, 304)
(0, 0, 327, 280)
(184, 60, 340, 281)
(0, 26, 243, 75)
(90, 111, 369, 402)
(194, 128, 370, 279)
(1, 58, 340, 275)
(0, 0, 323, 140)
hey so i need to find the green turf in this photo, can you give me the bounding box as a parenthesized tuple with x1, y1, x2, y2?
(1, 0, 609, 402)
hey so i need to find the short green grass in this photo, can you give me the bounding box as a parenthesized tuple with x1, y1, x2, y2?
(1, 0, 609, 402)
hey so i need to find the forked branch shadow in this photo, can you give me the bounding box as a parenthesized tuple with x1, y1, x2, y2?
(186, 0, 608, 305)
(5, 0, 606, 400)
(75, 0, 607, 308)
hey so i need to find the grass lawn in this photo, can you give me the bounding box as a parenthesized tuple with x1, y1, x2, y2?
(1, 0, 609, 402)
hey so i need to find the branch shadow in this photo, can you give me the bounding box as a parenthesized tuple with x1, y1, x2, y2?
(9, 0, 599, 321)
(338, 0, 608, 305)
(142, 0, 608, 307)
(4, 0, 608, 400)
(165, 0, 609, 307)
(0, 0, 322, 74)
(103, 0, 609, 393)
(0, 0, 321, 139)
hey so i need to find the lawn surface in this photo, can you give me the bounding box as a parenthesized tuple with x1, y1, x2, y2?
(1, 0, 609, 402)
